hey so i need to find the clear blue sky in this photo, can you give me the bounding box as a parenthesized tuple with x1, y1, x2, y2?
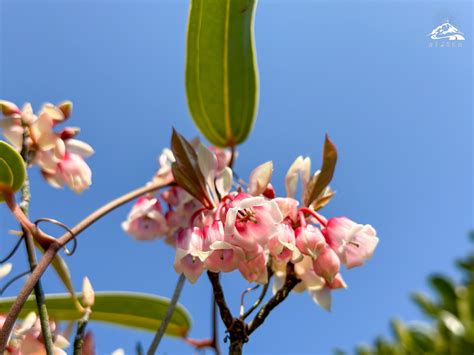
(0, 0, 472, 353)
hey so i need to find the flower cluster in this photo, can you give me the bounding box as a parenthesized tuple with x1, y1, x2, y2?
(123, 139, 379, 311)
(0, 312, 70, 355)
(0, 100, 94, 193)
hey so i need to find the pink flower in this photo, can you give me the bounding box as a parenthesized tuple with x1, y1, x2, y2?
(224, 193, 283, 255)
(208, 146, 231, 172)
(238, 245, 268, 284)
(268, 222, 298, 263)
(274, 198, 299, 223)
(0, 102, 36, 150)
(174, 227, 209, 283)
(43, 152, 92, 194)
(122, 196, 168, 240)
(204, 221, 244, 273)
(325, 217, 379, 269)
(295, 224, 326, 259)
(312, 246, 340, 283)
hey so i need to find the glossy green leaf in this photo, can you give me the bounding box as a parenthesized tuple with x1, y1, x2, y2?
(430, 275, 458, 315)
(36, 240, 82, 311)
(0, 141, 26, 201)
(0, 158, 14, 188)
(304, 135, 338, 206)
(186, 0, 259, 147)
(0, 292, 192, 337)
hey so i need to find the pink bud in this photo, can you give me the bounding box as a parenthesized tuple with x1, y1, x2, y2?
(312, 246, 340, 283)
(58, 101, 73, 119)
(295, 224, 326, 259)
(0, 100, 21, 116)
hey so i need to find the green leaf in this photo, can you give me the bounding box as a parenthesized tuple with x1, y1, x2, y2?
(0, 158, 14, 189)
(430, 274, 458, 315)
(304, 135, 338, 206)
(0, 141, 26, 201)
(171, 129, 213, 208)
(0, 292, 192, 337)
(185, 0, 259, 147)
(41, 243, 82, 311)
(412, 292, 440, 318)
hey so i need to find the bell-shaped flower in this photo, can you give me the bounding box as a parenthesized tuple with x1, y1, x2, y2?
(54, 153, 92, 193)
(238, 245, 268, 284)
(325, 217, 379, 269)
(224, 193, 283, 255)
(268, 222, 298, 263)
(248, 161, 273, 196)
(309, 273, 347, 311)
(122, 196, 168, 240)
(312, 245, 340, 283)
(295, 224, 326, 259)
(204, 221, 244, 273)
(174, 227, 209, 283)
(29, 106, 64, 151)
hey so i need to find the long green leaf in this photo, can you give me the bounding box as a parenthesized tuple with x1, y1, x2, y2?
(186, 0, 259, 147)
(0, 292, 192, 337)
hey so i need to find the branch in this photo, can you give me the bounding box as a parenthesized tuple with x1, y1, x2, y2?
(207, 271, 233, 329)
(0, 180, 171, 351)
(242, 265, 273, 320)
(246, 263, 300, 335)
(147, 273, 186, 355)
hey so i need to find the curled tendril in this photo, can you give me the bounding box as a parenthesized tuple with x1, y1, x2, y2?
(0, 270, 30, 296)
(34, 218, 76, 256)
(0, 236, 24, 264)
(239, 284, 260, 317)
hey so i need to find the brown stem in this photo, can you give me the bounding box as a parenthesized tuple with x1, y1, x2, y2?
(246, 263, 300, 335)
(0, 180, 171, 351)
(207, 272, 233, 329)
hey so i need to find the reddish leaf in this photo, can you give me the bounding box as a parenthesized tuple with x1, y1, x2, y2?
(304, 135, 338, 206)
(171, 129, 213, 208)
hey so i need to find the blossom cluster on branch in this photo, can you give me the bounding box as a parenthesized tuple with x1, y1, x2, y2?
(0, 101, 94, 193)
(122, 132, 379, 311)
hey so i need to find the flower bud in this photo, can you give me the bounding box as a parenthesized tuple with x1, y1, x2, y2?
(58, 101, 73, 119)
(82, 277, 95, 308)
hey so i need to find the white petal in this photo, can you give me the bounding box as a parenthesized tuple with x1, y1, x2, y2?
(65, 139, 94, 157)
(248, 161, 273, 196)
(310, 288, 332, 311)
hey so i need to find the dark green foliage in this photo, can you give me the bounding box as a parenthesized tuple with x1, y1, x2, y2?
(354, 235, 474, 355)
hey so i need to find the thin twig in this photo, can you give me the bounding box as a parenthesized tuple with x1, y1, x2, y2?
(246, 263, 300, 335)
(242, 266, 273, 320)
(0, 180, 172, 351)
(73, 309, 91, 355)
(19, 144, 54, 355)
(147, 273, 186, 355)
(0, 235, 24, 263)
(0, 270, 30, 295)
(239, 285, 260, 318)
(211, 293, 221, 355)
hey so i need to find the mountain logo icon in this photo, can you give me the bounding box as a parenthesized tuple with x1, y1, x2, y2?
(429, 21, 465, 41)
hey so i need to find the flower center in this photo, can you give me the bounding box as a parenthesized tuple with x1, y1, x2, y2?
(237, 208, 257, 224)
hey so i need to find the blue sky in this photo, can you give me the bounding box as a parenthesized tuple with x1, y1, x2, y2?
(0, 0, 472, 354)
